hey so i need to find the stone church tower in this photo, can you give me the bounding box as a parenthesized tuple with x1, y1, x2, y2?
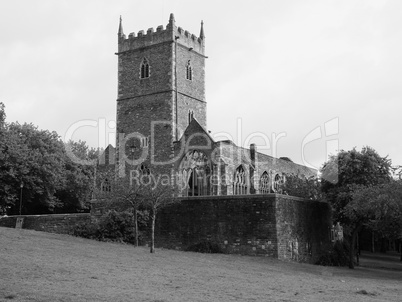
(115, 14, 207, 179)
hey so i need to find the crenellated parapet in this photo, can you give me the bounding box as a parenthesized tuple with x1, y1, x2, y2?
(117, 13, 205, 56)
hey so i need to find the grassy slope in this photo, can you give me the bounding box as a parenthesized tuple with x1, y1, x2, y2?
(0, 227, 401, 302)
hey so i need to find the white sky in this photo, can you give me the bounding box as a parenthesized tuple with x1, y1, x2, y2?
(1, 0, 401, 171)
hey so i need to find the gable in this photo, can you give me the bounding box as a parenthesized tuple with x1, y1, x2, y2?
(178, 118, 214, 149)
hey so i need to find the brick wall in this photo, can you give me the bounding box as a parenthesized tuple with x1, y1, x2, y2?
(153, 194, 331, 263)
(0, 213, 91, 235)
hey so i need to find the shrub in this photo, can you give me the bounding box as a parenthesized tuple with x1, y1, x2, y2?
(97, 210, 136, 243)
(72, 210, 148, 245)
(315, 241, 350, 266)
(186, 241, 224, 254)
(72, 221, 100, 240)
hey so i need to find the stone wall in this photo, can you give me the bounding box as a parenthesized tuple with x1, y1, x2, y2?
(0, 213, 91, 235)
(153, 194, 331, 263)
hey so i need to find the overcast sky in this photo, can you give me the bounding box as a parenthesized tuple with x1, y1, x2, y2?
(1, 0, 401, 171)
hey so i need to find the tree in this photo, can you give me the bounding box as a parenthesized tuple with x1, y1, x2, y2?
(11, 123, 67, 213)
(0, 122, 67, 214)
(140, 179, 176, 253)
(95, 172, 144, 247)
(0, 104, 97, 214)
(321, 147, 392, 221)
(56, 140, 99, 213)
(0, 102, 5, 127)
(348, 181, 402, 262)
(321, 147, 393, 268)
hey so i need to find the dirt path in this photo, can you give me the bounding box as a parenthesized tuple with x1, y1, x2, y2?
(0, 228, 401, 302)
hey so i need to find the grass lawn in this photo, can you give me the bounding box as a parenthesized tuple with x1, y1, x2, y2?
(0, 227, 401, 302)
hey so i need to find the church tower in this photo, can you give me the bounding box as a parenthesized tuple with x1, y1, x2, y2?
(115, 14, 207, 178)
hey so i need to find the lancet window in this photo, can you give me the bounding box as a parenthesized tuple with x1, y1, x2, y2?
(140, 58, 150, 79)
(186, 60, 192, 80)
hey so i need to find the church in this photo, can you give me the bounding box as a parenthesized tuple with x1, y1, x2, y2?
(94, 14, 331, 261)
(101, 13, 315, 197)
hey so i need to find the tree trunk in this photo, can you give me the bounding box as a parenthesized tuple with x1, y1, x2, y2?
(150, 209, 156, 253)
(349, 224, 361, 269)
(371, 230, 375, 253)
(400, 241, 402, 262)
(356, 232, 359, 266)
(134, 209, 138, 247)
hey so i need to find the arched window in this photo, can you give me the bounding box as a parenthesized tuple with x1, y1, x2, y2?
(179, 150, 211, 197)
(233, 165, 247, 195)
(259, 172, 270, 194)
(140, 58, 150, 79)
(186, 60, 192, 80)
(272, 174, 282, 193)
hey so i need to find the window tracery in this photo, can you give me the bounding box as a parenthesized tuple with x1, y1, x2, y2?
(233, 165, 247, 195)
(179, 150, 211, 196)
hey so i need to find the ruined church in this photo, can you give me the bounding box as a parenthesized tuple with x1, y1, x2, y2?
(101, 13, 315, 196)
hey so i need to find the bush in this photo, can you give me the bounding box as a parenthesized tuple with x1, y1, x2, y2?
(72, 221, 100, 240)
(72, 210, 148, 245)
(315, 241, 350, 266)
(186, 241, 224, 254)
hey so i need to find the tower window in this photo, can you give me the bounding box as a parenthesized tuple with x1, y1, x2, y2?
(140, 58, 150, 79)
(186, 60, 192, 81)
(188, 110, 194, 124)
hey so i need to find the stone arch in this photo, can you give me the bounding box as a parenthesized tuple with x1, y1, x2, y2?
(178, 150, 211, 196)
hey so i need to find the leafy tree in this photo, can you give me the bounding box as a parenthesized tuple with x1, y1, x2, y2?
(140, 179, 176, 253)
(321, 147, 393, 268)
(0, 104, 97, 214)
(0, 102, 5, 127)
(348, 181, 402, 262)
(5, 123, 66, 214)
(0, 102, 14, 214)
(95, 172, 145, 247)
(55, 140, 98, 213)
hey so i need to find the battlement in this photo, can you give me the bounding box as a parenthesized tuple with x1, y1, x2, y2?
(117, 13, 205, 55)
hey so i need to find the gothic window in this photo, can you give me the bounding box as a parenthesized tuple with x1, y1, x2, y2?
(179, 150, 211, 197)
(259, 172, 270, 194)
(272, 173, 282, 193)
(140, 58, 150, 79)
(101, 179, 111, 192)
(186, 60, 192, 80)
(233, 165, 247, 195)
